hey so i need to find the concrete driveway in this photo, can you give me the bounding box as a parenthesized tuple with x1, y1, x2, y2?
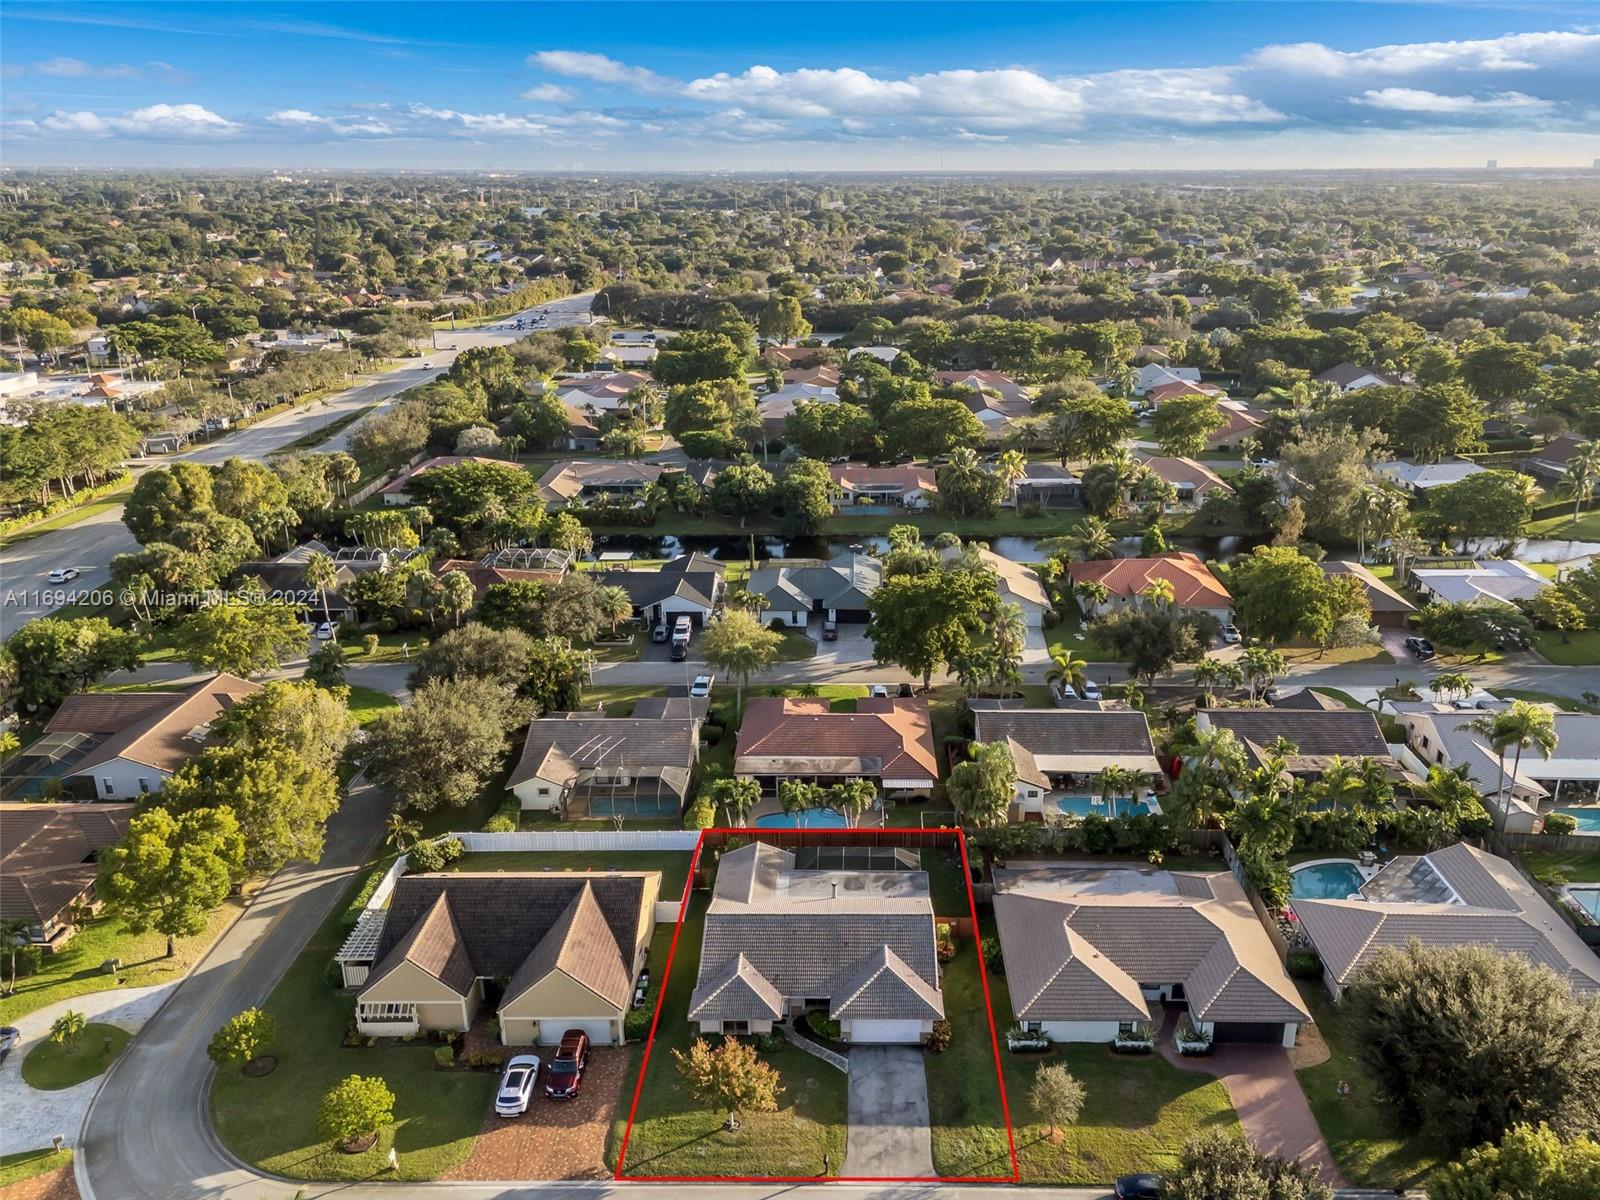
(807, 618, 877, 672)
(841, 1045, 934, 1178)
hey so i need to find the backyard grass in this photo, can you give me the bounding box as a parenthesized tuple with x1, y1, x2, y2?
(345, 684, 400, 725)
(1295, 984, 1441, 1188)
(209, 870, 495, 1182)
(20, 1023, 131, 1090)
(1532, 628, 1600, 667)
(445, 849, 694, 901)
(611, 895, 847, 1178)
(1516, 850, 1600, 882)
(1527, 508, 1600, 541)
(0, 900, 244, 1024)
(0, 1148, 73, 1188)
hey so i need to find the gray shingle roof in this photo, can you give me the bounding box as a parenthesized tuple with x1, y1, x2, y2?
(508, 714, 699, 789)
(1200, 709, 1392, 771)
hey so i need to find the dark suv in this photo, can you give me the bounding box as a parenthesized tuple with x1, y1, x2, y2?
(544, 1029, 591, 1099)
(1404, 635, 1436, 661)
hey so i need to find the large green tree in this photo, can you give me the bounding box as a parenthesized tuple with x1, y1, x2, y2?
(866, 565, 995, 689)
(173, 596, 307, 677)
(98, 806, 245, 956)
(3, 617, 144, 711)
(362, 678, 529, 811)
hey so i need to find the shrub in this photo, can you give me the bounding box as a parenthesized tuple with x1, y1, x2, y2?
(1286, 950, 1324, 981)
(483, 812, 516, 833)
(362, 633, 381, 656)
(1542, 812, 1579, 836)
(684, 796, 716, 830)
(433, 1044, 454, 1069)
(925, 1020, 952, 1054)
(624, 1006, 653, 1042)
(466, 1050, 506, 1070)
(756, 1032, 786, 1053)
(767, 618, 787, 632)
(317, 1074, 395, 1146)
(702, 724, 723, 746)
(406, 836, 464, 873)
(982, 936, 1005, 975)
(935, 922, 956, 962)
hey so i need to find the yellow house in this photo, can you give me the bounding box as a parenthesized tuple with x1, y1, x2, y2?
(351, 871, 659, 1047)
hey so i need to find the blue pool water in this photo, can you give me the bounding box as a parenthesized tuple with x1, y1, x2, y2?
(1553, 807, 1600, 834)
(1569, 888, 1600, 920)
(755, 809, 848, 829)
(1290, 862, 1367, 899)
(1055, 795, 1154, 820)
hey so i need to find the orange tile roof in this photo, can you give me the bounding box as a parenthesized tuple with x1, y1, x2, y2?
(1066, 553, 1231, 609)
(735, 696, 938, 781)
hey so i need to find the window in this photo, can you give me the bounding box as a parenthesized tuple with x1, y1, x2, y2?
(722, 1021, 749, 1035)
(1118, 1021, 1136, 1036)
(358, 1002, 416, 1022)
(537, 787, 551, 797)
(1023, 1021, 1042, 1034)
(102, 778, 115, 796)
(138, 779, 151, 794)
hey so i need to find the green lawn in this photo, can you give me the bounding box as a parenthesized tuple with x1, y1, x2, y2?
(1517, 850, 1600, 883)
(1532, 628, 1600, 667)
(0, 901, 243, 1024)
(209, 871, 495, 1181)
(20, 1023, 131, 1090)
(585, 684, 668, 716)
(1310, 687, 1366, 710)
(926, 931, 1238, 1182)
(773, 629, 818, 661)
(1295, 984, 1441, 1188)
(922, 844, 974, 918)
(445, 849, 693, 901)
(1527, 508, 1600, 541)
(612, 894, 847, 1177)
(1493, 689, 1600, 714)
(0, 1148, 73, 1188)
(0, 485, 132, 549)
(1045, 605, 1118, 664)
(346, 684, 400, 725)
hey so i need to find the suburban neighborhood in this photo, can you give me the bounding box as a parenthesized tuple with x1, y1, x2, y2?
(3, 9, 1600, 1200)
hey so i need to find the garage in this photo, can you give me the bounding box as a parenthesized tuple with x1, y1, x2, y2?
(537, 1017, 620, 1047)
(848, 1019, 925, 1044)
(1211, 1021, 1288, 1044)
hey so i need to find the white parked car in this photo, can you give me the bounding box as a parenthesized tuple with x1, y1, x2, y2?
(494, 1054, 542, 1117)
(689, 674, 714, 699)
(869, 684, 891, 699)
(1220, 624, 1242, 645)
(46, 567, 80, 584)
(1080, 680, 1103, 701)
(1250, 457, 1277, 470)
(313, 622, 337, 641)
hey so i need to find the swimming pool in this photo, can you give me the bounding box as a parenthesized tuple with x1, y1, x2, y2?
(1568, 887, 1600, 921)
(1290, 861, 1368, 900)
(755, 808, 849, 829)
(1552, 807, 1600, 834)
(1055, 795, 1156, 820)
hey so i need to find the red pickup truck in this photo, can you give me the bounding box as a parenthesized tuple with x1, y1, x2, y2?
(544, 1029, 591, 1099)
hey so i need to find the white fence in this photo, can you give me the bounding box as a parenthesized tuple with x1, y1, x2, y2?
(452, 830, 701, 852)
(366, 852, 409, 911)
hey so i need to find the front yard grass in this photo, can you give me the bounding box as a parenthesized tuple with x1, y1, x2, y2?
(0, 900, 244, 1024)
(20, 1022, 131, 1090)
(1493, 688, 1600, 714)
(1532, 627, 1600, 666)
(1294, 983, 1441, 1188)
(1045, 605, 1118, 664)
(209, 870, 495, 1181)
(445, 850, 694, 902)
(345, 684, 399, 725)
(611, 894, 847, 1177)
(0, 1148, 73, 1188)
(1278, 642, 1394, 666)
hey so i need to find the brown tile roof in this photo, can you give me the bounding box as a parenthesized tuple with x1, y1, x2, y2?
(735, 696, 938, 781)
(1319, 560, 1416, 615)
(1145, 380, 1223, 404)
(1138, 455, 1232, 496)
(1066, 553, 1231, 609)
(0, 803, 134, 925)
(54, 674, 262, 776)
(507, 714, 699, 794)
(503, 881, 632, 1009)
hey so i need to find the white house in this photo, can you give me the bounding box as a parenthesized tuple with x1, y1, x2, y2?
(1132, 363, 1201, 396)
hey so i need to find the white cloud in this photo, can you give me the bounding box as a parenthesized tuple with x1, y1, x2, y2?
(41, 102, 238, 138)
(1354, 88, 1554, 114)
(268, 109, 393, 135)
(5, 56, 153, 79)
(519, 82, 574, 103)
(408, 105, 553, 136)
(1250, 31, 1600, 77)
(527, 50, 675, 93)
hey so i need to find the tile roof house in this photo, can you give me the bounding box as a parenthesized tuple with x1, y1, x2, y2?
(597, 562, 724, 628)
(759, 381, 839, 438)
(1315, 363, 1401, 393)
(993, 862, 1309, 1045)
(1524, 432, 1591, 482)
(554, 371, 653, 413)
(347, 871, 660, 1046)
(1408, 560, 1549, 606)
(688, 842, 944, 1043)
(430, 558, 565, 605)
(1144, 379, 1225, 406)
(974, 709, 1163, 817)
(1205, 401, 1268, 450)
(937, 370, 1033, 438)
(735, 696, 938, 796)
(535, 460, 668, 508)
(829, 465, 937, 510)
(49, 674, 262, 800)
(0, 803, 134, 946)
(1007, 461, 1081, 508)
(1193, 707, 1403, 785)
(1138, 456, 1233, 512)
(1066, 553, 1232, 623)
(1133, 363, 1202, 396)
(938, 546, 1051, 628)
(380, 456, 508, 506)
(1292, 842, 1600, 1000)
(745, 552, 882, 625)
(507, 711, 701, 818)
(1319, 560, 1416, 627)
(1373, 459, 1488, 494)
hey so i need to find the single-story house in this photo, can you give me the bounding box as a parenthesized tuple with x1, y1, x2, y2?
(1133, 363, 1202, 396)
(47, 674, 262, 800)
(1292, 842, 1600, 1001)
(597, 559, 723, 628)
(1205, 401, 1267, 450)
(1144, 380, 1225, 406)
(760, 344, 831, 369)
(1193, 707, 1402, 786)
(974, 709, 1163, 817)
(557, 404, 601, 452)
(232, 558, 359, 621)
(1373, 459, 1487, 495)
(1066, 553, 1232, 625)
(507, 710, 701, 817)
(536, 460, 668, 508)
(1393, 705, 1600, 814)
(993, 862, 1309, 1046)
(735, 695, 938, 797)
(937, 370, 1032, 438)
(744, 552, 881, 625)
(431, 559, 565, 605)
(1138, 456, 1233, 512)
(0, 802, 134, 948)
(784, 364, 840, 388)
(830, 465, 937, 510)
(1315, 363, 1401, 393)
(1524, 432, 1592, 482)
(687, 842, 944, 1043)
(1319, 560, 1416, 628)
(1409, 560, 1549, 606)
(554, 371, 653, 413)
(939, 546, 1050, 628)
(345, 871, 659, 1046)
(1007, 462, 1081, 507)
(381, 456, 507, 506)
(760, 382, 838, 439)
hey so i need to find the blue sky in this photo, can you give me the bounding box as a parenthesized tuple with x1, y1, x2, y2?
(4, 2, 1599, 169)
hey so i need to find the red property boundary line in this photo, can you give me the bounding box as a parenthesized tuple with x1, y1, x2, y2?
(613, 825, 1020, 1184)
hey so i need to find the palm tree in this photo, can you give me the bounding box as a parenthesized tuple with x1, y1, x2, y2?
(1314, 756, 1360, 813)
(1047, 648, 1088, 698)
(1, 917, 33, 996)
(598, 585, 634, 637)
(1389, 528, 1429, 584)
(1470, 700, 1558, 809)
(1193, 658, 1223, 701)
(303, 550, 337, 629)
(1563, 440, 1600, 520)
(995, 449, 1027, 507)
(440, 570, 476, 627)
(1073, 516, 1117, 562)
(1097, 764, 1153, 818)
(1139, 578, 1175, 610)
(1072, 579, 1111, 617)
(385, 811, 422, 854)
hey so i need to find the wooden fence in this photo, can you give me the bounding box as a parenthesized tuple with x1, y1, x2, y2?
(1496, 829, 1600, 858)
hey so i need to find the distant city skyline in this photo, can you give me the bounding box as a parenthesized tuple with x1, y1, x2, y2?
(4, 1, 1599, 170)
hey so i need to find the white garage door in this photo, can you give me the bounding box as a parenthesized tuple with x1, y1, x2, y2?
(850, 1019, 923, 1044)
(537, 1018, 617, 1047)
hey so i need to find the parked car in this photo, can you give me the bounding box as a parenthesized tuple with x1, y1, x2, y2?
(821, 617, 838, 641)
(869, 684, 890, 698)
(689, 674, 714, 699)
(1114, 1174, 1164, 1200)
(46, 567, 80, 584)
(1054, 682, 1079, 701)
(544, 1029, 591, 1100)
(897, 682, 913, 698)
(313, 622, 337, 640)
(0, 1027, 18, 1064)
(1079, 680, 1103, 701)
(1220, 624, 1242, 645)
(1249, 457, 1277, 470)
(494, 1055, 542, 1117)
(1404, 635, 1436, 661)
(651, 622, 669, 643)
